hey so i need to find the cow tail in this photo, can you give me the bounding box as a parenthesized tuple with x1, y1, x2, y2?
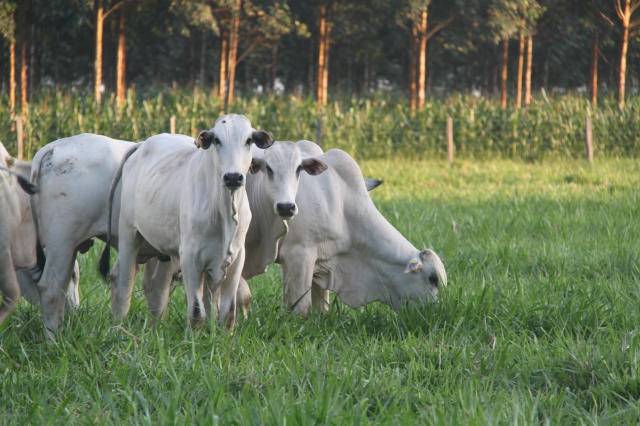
(29, 151, 50, 280)
(99, 143, 141, 278)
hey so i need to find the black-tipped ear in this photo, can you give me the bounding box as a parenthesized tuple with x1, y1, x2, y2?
(301, 158, 328, 176)
(252, 130, 274, 149)
(364, 178, 383, 191)
(249, 157, 265, 174)
(195, 131, 214, 149)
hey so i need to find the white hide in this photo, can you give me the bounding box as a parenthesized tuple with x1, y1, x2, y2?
(277, 148, 447, 315)
(0, 142, 79, 324)
(30, 133, 134, 333)
(112, 114, 273, 329)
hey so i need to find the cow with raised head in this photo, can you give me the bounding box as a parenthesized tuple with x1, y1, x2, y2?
(101, 114, 273, 329)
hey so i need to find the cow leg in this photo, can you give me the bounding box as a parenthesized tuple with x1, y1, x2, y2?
(237, 277, 251, 319)
(0, 249, 20, 325)
(203, 273, 218, 320)
(311, 283, 330, 314)
(180, 256, 207, 329)
(38, 246, 77, 336)
(141, 258, 174, 320)
(281, 252, 315, 316)
(213, 249, 243, 330)
(112, 230, 141, 320)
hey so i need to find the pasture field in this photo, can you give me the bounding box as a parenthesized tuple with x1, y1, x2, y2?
(2, 157, 640, 424)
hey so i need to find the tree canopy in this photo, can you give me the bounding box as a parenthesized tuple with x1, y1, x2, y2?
(0, 0, 633, 98)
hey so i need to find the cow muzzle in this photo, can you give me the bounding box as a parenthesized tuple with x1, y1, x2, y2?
(276, 202, 297, 218)
(223, 172, 244, 189)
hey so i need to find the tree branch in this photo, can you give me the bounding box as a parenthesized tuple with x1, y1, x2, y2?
(615, 0, 625, 22)
(103, 0, 131, 21)
(600, 11, 616, 27)
(425, 16, 454, 41)
(631, 0, 640, 15)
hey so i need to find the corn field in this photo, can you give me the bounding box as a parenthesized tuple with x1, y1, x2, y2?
(2, 88, 640, 160)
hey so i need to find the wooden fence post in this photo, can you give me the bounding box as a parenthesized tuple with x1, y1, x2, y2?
(585, 116, 593, 162)
(316, 116, 323, 147)
(170, 115, 176, 134)
(446, 116, 454, 164)
(16, 116, 24, 160)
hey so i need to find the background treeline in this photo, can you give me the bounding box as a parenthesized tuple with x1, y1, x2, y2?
(1, 1, 639, 108)
(1, 0, 640, 159)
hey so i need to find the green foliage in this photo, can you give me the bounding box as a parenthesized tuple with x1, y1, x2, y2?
(1, 89, 639, 161)
(1, 157, 640, 423)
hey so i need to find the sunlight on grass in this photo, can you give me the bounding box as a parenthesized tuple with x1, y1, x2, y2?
(1, 158, 640, 424)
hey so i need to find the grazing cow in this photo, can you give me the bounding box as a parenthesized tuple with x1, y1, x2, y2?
(0, 143, 79, 324)
(272, 147, 447, 315)
(102, 114, 273, 329)
(29, 133, 135, 334)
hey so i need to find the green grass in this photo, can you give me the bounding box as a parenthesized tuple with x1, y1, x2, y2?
(2, 157, 640, 424)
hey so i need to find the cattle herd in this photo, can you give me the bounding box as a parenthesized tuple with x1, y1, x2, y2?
(0, 114, 447, 339)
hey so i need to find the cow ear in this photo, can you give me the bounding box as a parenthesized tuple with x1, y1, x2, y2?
(419, 249, 436, 263)
(403, 257, 423, 274)
(249, 157, 265, 174)
(301, 158, 328, 176)
(364, 178, 383, 191)
(251, 130, 274, 149)
(195, 131, 214, 149)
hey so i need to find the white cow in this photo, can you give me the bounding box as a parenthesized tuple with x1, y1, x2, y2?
(103, 114, 273, 329)
(0, 143, 79, 324)
(273, 147, 447, 315)
(30, 133, 135, 334)
(143, 140, 330, 319)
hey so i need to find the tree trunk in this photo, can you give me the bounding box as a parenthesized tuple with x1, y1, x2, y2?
(9, 14, 15, 117)
(317, 3, 327, 109)
(417, 7, 427, 109)
(500, 39, 508, 109)
(20, 38, 27, 116)
(226, 0, 241, 108)
(524, 34, 533, 107)
(116, 11, 126, 108)
(219, 30, 228, 102)
(516, 32, 524, 109)
(618, 0, 631, 110)
(409, 34, 417, 116)
(95, 0, 104, 104)
(591, 30, 598, 107)
(322, 17, 330, 107)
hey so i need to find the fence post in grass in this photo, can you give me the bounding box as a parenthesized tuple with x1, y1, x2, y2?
(446, 116, 454, 164)
(585, 115, 593, 162)
(170, 115, 176, 134)
(316, 116, 323, 147)
(16, 116, 24, 160)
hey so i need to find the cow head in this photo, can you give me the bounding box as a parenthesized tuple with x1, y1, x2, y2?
(195, 114, 274, 190)
(249, 141, 327, 219)
(403, 249, 447, 302)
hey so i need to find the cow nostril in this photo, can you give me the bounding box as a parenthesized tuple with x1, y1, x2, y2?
(276, 202, 296, 218)
(223, 173, 243, 188)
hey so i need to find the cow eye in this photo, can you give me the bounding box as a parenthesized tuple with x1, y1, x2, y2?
(214, 137, 222, 146)
(266, 165, 274, 178)
(246, 137, 252, 146)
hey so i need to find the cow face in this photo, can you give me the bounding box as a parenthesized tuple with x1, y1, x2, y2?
(196, 114, 273, 190)
(250, 142, 327, 219)
(403, 249, 447, 302)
